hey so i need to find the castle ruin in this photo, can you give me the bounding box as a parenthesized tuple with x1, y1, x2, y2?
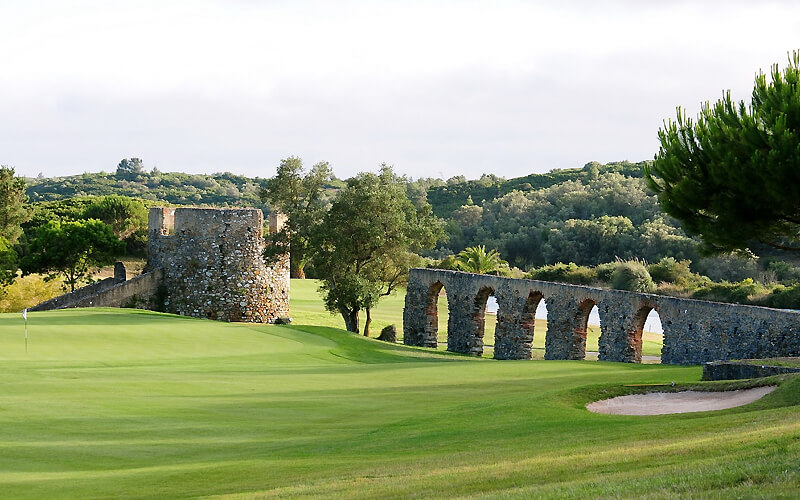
(31, 207, 290, 323)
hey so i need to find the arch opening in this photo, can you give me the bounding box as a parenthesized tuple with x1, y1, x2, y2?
(571, 299, 598, 360)
(632, 306, 663, 363)
(472, 286, 495, 357)
(522, 291, 544, 359)
(423, 281, 449, 348)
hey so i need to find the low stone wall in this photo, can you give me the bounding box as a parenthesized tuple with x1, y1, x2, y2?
(30, 262, 127, 311)
(31, 270, 164, 311)
(404, 268, 800, 365)
(702, 361, 800, 380)
(66, 270, 164, 309)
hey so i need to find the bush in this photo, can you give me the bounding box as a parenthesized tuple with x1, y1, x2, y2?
(526, 262, 597, 285)
(610, 260, 654, 292)
(691, 278, 768, 304)
(648, 257, 693, 286)
(764, 284, 800, 309)
(594, 262, 617, 283)
(764, 259, 800, 285)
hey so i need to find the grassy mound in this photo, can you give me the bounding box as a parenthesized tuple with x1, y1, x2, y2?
(0, 307, 798, 498)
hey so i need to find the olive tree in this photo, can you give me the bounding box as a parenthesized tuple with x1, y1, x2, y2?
(312, 166, 443, 335)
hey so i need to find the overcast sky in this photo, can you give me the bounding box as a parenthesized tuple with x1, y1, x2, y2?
(2, 1, 799, 180)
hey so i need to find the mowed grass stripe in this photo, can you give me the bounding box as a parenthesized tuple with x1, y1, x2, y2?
(0, 291, 796, 498)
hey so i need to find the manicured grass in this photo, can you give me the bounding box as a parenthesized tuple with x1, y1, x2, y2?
(0, 307, 798, 498)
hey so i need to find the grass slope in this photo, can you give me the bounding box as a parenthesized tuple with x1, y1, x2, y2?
(0, 306, 798, 498)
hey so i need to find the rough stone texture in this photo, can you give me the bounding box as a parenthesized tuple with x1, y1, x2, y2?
(702, 361, 800, 380)
(30, 262, 128, 311)
(62, 270, 163, 309)
(404, 269, 800, 365)
(31, 207, 290, 324)
(377, 325, 397, 342)
(148, 207, 289, 322)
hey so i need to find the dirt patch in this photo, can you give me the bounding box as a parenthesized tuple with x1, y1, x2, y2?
(587, 386, 776, 415)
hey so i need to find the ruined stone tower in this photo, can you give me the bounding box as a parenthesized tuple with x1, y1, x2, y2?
(148, 207, 289, 322)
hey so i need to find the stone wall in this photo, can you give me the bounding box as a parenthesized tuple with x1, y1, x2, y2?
(404, 269, 800, 365)
(62, 270, 164, 309)
(702, 360, 800, 380)
(30, 262, 128, 311)
(148, 207, 289, 322)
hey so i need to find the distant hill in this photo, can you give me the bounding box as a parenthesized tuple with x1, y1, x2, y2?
(25, 161, 648, 218)
(25, 170, 271, 208)
(425, 161, 648, 218)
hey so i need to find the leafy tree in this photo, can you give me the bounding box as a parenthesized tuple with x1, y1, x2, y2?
(0, 167, 30, 292)
(83, 195, 148, 240)
(0, 237, 17, 290)
(645, 51, 800, 254)
(312, 166, 443, 335)
(22, 220, 124, 292)
(260, 156, 333, 278)
(0, 166, 31, 244)
(455, 245, 507, 275)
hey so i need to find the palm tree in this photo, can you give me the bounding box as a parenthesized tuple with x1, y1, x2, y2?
(455, 245, 505, 275)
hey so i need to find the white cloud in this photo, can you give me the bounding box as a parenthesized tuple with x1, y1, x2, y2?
(1, 0, 800, 178)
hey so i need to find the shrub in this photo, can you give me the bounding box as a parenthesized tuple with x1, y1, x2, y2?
(594, 262, 617, 283)
(526, 262, 596, 285)
(765, 259, 800, 285)
(691, 278, 768, 304)
(610, 260, 654, 292)
(764, 284, 800, 309)
(648, 257, 693, 286)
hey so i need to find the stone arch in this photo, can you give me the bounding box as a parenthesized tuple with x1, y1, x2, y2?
(470, 285, 495, 356)
(422, 281, 446, 348)
(570, 298, 597, 360)
(522, 290, 544, 351)
(629, 303, 659, 363)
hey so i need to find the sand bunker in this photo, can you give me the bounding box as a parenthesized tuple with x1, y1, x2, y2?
(587, 386, 776, 415)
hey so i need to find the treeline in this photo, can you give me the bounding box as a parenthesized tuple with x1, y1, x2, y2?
(18, 157, 800, 287)
(422, 161, 645, 218)
(433, 167, 697, 270)
(526, 258, 800, 310)
(24, 158, 327, 209)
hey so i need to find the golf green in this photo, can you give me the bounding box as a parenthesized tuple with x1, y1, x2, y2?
(0, 307, 798, 498)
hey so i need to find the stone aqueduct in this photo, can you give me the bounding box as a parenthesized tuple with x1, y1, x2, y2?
(403, 268, 800, 365)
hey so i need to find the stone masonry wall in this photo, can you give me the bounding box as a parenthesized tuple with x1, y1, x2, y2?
(404, 269, 800, 365)
(148, 207, 289, 322)
(30, 262, 128, 311)
(61, 270, 164, 309)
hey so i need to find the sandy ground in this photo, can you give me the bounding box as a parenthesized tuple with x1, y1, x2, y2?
(587, 386, 776, 415)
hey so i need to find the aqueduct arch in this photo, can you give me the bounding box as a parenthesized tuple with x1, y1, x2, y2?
(404, 269, 800, 365)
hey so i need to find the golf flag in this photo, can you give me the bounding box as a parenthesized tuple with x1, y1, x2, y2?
(22, 308, 28, 353)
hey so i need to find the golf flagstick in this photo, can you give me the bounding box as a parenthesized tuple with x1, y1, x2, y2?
(22, 308, 27, 353)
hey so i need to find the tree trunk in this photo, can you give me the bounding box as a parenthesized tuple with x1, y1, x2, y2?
(364, 307, 372, 337)
(290, 264, 306, 279)
(340, 307, 360, 333)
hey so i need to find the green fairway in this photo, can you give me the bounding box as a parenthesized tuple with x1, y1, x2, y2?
(0, 307, 798, 498)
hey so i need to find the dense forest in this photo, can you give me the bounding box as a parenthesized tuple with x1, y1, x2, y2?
(5, 157, 800, 312)
(19, 158, 790, 281)
(23, 159, 673, 269)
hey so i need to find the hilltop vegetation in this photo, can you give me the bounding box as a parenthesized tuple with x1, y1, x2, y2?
(13, 157, 800, 311)
(23, 159, 685, 271)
